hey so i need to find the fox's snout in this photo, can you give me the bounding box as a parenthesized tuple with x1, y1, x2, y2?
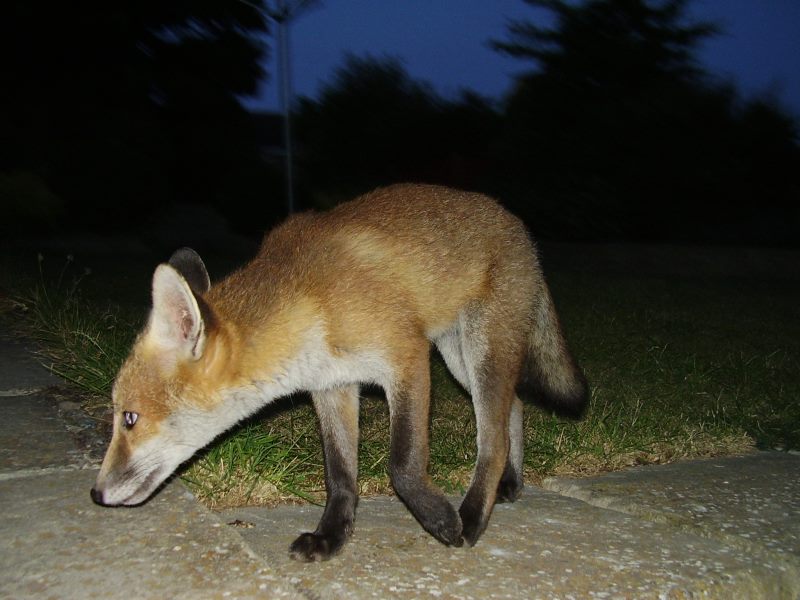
(89, 472, 163, 507)
(91, 444, 173, 508)
(90, 480, 130, 507)
(89, 486, 111, 506)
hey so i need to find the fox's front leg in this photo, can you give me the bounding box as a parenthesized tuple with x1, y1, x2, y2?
(290, 385, 360, 561)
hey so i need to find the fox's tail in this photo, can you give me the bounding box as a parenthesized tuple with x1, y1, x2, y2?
(516, 284, 589, 419)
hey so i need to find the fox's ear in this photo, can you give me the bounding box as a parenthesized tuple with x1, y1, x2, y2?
(149, 264, 207, 359)
(168, 247, 210, 295)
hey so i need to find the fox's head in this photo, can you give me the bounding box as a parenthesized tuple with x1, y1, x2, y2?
(90, 248, 240, 506)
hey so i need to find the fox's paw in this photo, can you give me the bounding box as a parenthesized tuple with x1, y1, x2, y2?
(459, 498, 490, 547)
(289, 532, 347, 562)
(495, 476, 523, 504)
(421, 499, 463, 547)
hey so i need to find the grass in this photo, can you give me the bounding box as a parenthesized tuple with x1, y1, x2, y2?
(182, 400, 324, 507)
(3, 245, 798, 508)
(3, 255, 140, 410)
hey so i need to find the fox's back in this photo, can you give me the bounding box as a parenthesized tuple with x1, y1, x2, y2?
(210, 184, 539, 339)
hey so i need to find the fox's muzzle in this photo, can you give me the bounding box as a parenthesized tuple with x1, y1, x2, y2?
(90, 459, 169, 507)
(89, 486, 113, 506)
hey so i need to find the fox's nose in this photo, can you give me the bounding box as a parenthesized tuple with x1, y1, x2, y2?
(90, 487, 105, 506)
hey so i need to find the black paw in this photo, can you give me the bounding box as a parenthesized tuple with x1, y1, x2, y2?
(431, 507, 464, 547)
(418, 498, 463, 547)
(288, 532, 346, 562)
(459, 501, 488, 547)
(496, 476, 523, 504)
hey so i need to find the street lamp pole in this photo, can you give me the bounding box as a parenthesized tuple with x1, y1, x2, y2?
(239, 0, 320, 216)
(275, 7, 295, 214)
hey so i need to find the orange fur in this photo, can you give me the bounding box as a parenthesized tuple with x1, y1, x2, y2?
(92, 184, 587, 557)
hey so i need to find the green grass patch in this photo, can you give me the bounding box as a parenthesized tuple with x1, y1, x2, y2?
(182, 398, 324, 508)
(4, 255, 141, 410)
(4, 247, 798, 508)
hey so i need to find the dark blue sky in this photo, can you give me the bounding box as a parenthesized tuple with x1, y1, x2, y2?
(249, 0, 800, 119)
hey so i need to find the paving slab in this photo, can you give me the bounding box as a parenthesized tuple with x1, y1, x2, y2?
(0, 329, 63, 395)
(543, 452, 800, 559)
(0, 469, 300, 600)
(0, 328, 91, 475)
(0, 392, 87, 474)
(220, 485, 800, 599)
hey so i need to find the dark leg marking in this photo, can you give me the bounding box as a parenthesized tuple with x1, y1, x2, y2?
(390, 395, 463, 547)
(496, 397, 524, 504)
(458, 366, 515, 547)
(290, 387, 359, 561)
(496, 460, 523, 504)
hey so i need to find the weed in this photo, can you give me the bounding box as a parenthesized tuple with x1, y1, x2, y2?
(11, 255, 140, 410)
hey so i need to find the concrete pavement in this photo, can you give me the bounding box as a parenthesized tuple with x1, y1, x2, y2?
(1, 326, 799, 599)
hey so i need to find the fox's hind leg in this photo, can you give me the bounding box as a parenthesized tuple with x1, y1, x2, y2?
(435, 327, 524, 505)
(496, 396, 524, 503)
(388, 339, 463, 547)
(456, 303, 526, 546)
(290, 385, 360, 561)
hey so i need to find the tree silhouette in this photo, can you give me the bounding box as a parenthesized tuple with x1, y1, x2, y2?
(493, 0, 799, 244)
(295, 55, 500, 203)
(495, 0, 716, 85)
(1, 0, 273, 232)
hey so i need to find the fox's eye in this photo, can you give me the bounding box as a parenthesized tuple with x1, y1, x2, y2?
(122, 411, 139, 429)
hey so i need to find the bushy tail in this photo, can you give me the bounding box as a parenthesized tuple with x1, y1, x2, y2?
(516, 284, 589, 419)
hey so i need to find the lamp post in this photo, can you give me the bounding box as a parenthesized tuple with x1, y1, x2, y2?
(240, 0, 321, 215)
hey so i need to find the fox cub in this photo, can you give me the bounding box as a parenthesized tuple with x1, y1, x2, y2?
(91, 183, 588, 561)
